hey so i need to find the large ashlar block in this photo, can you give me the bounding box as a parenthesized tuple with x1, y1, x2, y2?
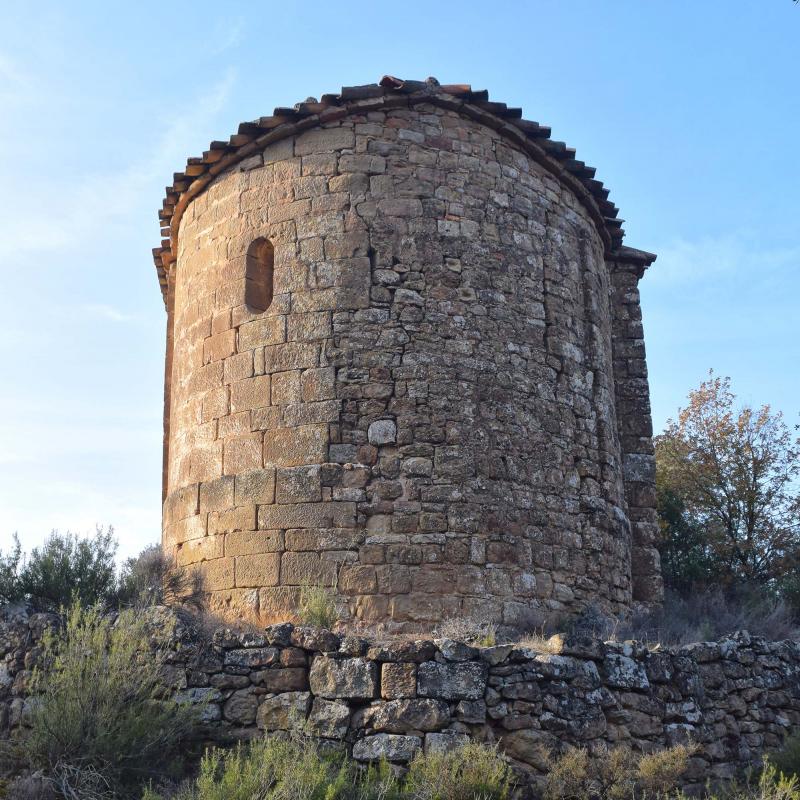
(235, 553, 280, 587)
(263, 425, 328, 467)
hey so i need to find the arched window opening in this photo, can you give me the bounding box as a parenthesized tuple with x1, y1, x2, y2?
(245, 237, 274, 313)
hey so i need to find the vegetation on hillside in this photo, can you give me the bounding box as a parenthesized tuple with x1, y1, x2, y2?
(140, 736, 514, 800)
(3, 601, 200, 799)
(0, 532, 201, 611)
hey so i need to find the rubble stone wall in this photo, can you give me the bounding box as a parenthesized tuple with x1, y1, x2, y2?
(3, 607, 799, 792)
(162, 99, 654, 629)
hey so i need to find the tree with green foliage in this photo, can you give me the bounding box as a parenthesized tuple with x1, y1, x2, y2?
(656, 372, 800, 598)
(0, 529, 118, 610)
(0, 532, 202, 612)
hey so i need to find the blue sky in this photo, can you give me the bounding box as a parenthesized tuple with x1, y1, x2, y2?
(1, 1, 798, 560)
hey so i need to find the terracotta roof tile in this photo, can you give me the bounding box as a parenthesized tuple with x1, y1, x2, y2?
(152, 76, 654, 300)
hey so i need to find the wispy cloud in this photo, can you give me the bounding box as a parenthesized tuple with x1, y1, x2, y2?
(649, 234, 800, 288)
(211, 17, 246, 55)
(80, 303, 139, 323)
(0, 67, 236, 262)
(0, 51, 37, 105)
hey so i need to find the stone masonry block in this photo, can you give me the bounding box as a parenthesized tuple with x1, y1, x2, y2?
(224, 529, 284, 557)
(280, 551, 322, 586)
(258, 502, 356, 531)
(238, 316, 286, 350)
(199, 476, 234, 512)
(176, 535, 223, 567)
(309, 656, 377, 699)
(230, 375, 271, 412)
(271, 370, 302, 405)
(163, 483, 199, 522)
(276, 465, 322, 504)
(381, 663, 417, 699)
(263, 425, 328, 467)
(234, 468, 276, 505)
(223, 435, 263, 475)
(235, 553, 280, 587)
(202, 557, 235, 591)
(295, 126, 355, 155)
(208, 505, 256, 535)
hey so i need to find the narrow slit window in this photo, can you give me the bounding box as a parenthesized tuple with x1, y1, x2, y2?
(245, 237, 274, 313)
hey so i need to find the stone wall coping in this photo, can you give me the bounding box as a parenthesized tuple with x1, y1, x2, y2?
(5, 604, 799, 792)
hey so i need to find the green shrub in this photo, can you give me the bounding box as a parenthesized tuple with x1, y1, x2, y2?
(141, 737, 511, 800)
(0, 534, 201, 613)
(769, 736, 800, 781)
(20, 601, 199, 798)
(143, 736, 352, 800)
(404, 742, 512, 800)
(297, 583, 337, 628)
(542, 744, 692, 800)
(697, 762, 800, 800)
(117, 545, 203, 609)
(0, 530, 118, 611)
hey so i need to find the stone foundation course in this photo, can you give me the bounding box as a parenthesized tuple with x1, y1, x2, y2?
(2, 605, 799, 792)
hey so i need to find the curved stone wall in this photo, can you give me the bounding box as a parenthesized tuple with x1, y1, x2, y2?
(163, 101, 637, 628)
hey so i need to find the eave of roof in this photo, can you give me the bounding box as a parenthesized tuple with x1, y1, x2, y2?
(153, 76, 655, 303)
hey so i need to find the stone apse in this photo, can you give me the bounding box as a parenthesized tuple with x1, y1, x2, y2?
(154, 76, 661, 630)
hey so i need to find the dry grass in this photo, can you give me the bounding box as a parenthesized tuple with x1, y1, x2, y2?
(542, 744, 694, 800)
(297, 584, 338, 629)
(433, 614, 498, 647)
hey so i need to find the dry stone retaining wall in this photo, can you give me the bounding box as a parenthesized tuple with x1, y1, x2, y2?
(161, 87, 661, 630)
(2, 606, 799, 792)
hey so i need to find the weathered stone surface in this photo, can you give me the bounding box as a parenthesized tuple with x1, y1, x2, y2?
(480, 645, 514, 666)
(435, 639, 478, 662)
(223, 688, 258, 725)
(381, 662, 416, 699)
(291, 626, 341, 653)
(309, 656, 378, 699)
(352, 733, 422, 762)
(425, 732, 471, 754)
(306, 698, 351, 738)
(367, 641, 436, 663)
(547, 633, 606, 661)
(253, 667, 308, 692)
(224, 647, 280, 668)
(367, 420, 396, 446)
(256, 691, 311, 730)
(370, 699, 450, 733)
(417, 661, 486, 700)
(501, 729, 557, 770)
(603, 654, 650, 690)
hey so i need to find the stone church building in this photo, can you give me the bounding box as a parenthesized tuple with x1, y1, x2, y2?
(154, 76, 661, 630)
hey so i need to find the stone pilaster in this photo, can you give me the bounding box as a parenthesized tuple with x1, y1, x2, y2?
(608, 247, 663, 604)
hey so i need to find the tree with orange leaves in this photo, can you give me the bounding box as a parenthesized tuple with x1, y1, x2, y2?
(655, 372, 800, 592)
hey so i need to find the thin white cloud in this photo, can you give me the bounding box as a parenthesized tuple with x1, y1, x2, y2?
(0, 51, 36, 104)
(80, 303, 139, 323)
(211, 17, 246, 55)
(1, 478, 160, 561)
(0, 67, 237, 262)
(649, 234, 800, 288)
